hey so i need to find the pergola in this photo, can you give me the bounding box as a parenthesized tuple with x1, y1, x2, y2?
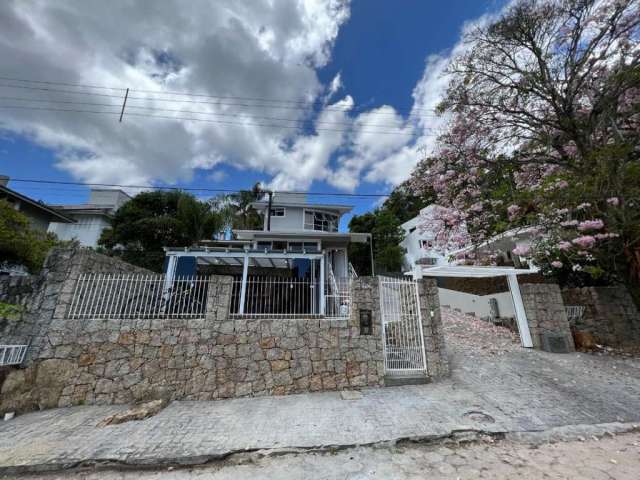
(164, 246, 327, 315)
(413, 265, 539, 348)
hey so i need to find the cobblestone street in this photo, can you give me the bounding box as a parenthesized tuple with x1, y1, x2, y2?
(12, 429, 640, 479)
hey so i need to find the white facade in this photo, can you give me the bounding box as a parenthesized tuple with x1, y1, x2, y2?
(47, 189, 131, 248)
(400, 206, 454, 272)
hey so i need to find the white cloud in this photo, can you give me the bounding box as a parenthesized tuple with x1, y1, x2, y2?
(0, 0, 351, 187)
(0, 0, 510, 193)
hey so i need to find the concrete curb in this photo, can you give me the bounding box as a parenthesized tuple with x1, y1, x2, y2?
(2, 422, 639, 476)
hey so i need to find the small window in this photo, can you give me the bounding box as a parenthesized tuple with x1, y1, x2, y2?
(270, 207, 285, 217)
(419, 240, 433, 249)
(288, 242, 303, 252)
(409, 226, 417, 233)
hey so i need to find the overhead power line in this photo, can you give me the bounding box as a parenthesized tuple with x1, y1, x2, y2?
(8, 178, 394, 198)
(0, 95, 442, 132)
(0, 104, 442, 136)
(0, 76, 442, 116)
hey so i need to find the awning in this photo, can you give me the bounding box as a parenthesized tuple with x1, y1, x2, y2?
(418, 265, 539, 278)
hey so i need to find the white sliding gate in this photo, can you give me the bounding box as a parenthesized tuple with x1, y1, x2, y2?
(378, 276, 427, 375)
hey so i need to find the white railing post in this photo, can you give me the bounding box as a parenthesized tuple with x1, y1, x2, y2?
(319, 254, 326, 316)
(239, 254, 249, 315)
(507, 273, 534, 348)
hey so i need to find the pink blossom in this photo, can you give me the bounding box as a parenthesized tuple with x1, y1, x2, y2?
(576, 202, 591, 210)
(607, 197, 619, 207)
(507, 204, 521, 220)
(551, 261, 563, 268)
(572, 235, 596, 249)
(512, 245, 531, 256)
(555, 180, 569, 189)
(577, 219, 604, 231)
(561, 220, 579, 227)
(557, 241, 573, 251)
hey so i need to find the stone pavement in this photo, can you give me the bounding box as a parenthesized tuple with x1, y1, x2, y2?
(1, 310, 640, 474)
(13, 425, 640, 479)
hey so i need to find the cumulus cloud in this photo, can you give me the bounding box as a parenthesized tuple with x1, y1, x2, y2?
(0, 0, 351, 187)
(0, 0, 510, 192)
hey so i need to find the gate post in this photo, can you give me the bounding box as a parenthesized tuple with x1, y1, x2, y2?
(415, 278, 450, 379)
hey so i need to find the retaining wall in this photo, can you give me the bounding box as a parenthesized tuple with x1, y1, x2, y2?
(561, 286, 640, 347)
(520, 283, 575, 352)
(1, 248, 449, 413)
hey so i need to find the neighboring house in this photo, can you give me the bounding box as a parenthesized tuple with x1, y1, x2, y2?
(48, 189, 131, 247)
(400, 205, 461, 272)
(0, 175, 74, 232)
(163, 193, 370, 317)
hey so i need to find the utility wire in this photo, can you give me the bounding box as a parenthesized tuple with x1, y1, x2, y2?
(8, 178, 394, 198)
(0, 76, 441, 116)
(0, 104, 441, 136)
(0, 95, 442, 131)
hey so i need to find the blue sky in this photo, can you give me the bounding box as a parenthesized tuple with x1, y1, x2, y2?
(0, 0, 506, 227)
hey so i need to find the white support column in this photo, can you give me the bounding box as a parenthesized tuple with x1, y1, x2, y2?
(319, 253, 326, 316)
(239, 254, 249, 315)
(507, 273, 533, 348)
(163, 255, 178, 296)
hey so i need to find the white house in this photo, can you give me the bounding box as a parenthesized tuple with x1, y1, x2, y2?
(400, 205, 462, 272)
(48, 189, 131, 247)
(163, 193, 370, 317)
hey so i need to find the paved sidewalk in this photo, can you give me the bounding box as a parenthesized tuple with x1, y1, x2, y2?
(2, 310, 640, 474)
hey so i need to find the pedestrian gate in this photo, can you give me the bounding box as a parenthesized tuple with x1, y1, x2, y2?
(378, 276, 427, 375)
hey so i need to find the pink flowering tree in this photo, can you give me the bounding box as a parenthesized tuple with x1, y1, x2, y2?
(408, 0, 640, 287)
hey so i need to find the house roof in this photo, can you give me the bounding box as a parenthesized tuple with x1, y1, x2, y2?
(234, 229, 370, 243)
(250, 201, 353, 214)
(0, 184, 75, 223)
(48, 204, 116, 216)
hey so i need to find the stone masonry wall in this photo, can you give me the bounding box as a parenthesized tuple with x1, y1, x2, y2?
(417, 278, 449, 378)
(520, 283, 575, 352)
(1, 277, 385, 412)
(0, 245, 152, 359)
(561, 286, 640, 347)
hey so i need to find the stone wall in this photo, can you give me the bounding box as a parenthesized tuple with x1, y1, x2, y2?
(520, 283, 575, 352)
(0, 275, 40, 306)
(0, 245, 153, 358)
(1, 276, 385, 412)
(561, 286, 640, 347)
(417, 279, 449, 378)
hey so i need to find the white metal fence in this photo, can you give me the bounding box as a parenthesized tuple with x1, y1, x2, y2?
(0, 344, 28, 366)
(229, 275, 351, 318)
(565, 305, 586, 323)
(69, 274, 209, 319)
(378, 275, 427, 375)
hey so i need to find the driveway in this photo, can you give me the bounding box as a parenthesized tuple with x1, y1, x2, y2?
(1, 309, 640, 474)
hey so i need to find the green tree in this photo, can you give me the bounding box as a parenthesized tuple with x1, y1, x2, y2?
(99, 191, 222, 271)
(0, 199, 58, 273)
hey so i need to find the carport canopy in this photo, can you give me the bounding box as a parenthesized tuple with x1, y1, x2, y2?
(413, 265, 538, 348)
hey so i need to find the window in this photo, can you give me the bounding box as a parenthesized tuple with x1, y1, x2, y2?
(419, 240, 433, 249)
(409, 226, 417, 233)
(270, 207, 285, 217)
(304, 209, 338, 232)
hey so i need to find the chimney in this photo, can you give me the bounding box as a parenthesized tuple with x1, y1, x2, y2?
(0, 175, 9, 187)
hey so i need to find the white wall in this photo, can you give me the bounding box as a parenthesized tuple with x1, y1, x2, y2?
(48, 214, 110, 247)
(437, 287, 516, 319)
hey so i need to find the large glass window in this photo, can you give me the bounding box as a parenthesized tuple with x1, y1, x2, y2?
(304, 209, 338, 232)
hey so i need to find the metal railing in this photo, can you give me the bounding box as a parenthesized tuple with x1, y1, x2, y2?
(229, 275, 351, 319)
(565, 305, 586, 323)
(0, 345, 28, 366)
(325, 277, 352, 319)
(69, 273, 209, 319)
